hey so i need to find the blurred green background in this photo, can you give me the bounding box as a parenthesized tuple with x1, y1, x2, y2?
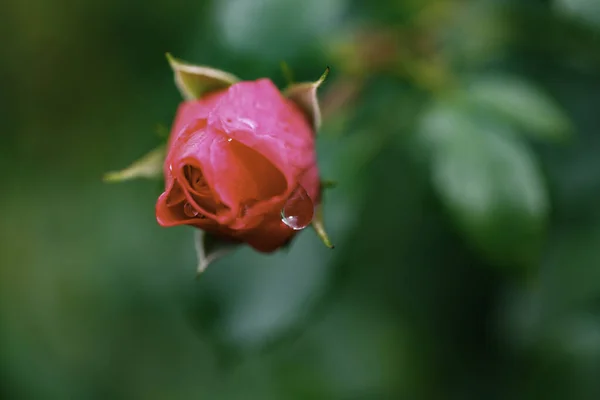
(2, 0, 600, 398)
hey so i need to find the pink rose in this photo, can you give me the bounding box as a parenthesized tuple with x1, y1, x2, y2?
(155, 79, 320, 252)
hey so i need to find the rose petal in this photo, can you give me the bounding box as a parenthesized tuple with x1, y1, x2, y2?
(167, 120, 234, 223)
(183, 164, 222, 214)
(209, 138, 287, 207)
(165, 180, 186, 206)
(237, 217, 295, 253)
(176, 157, 233, 224)
(156, 192, 214, 228)
(207, 79, 316, 198)
(164, 93, 226, 179)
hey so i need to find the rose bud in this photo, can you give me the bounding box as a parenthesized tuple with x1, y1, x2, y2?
(105, 55, 333, 273)
(156, 77, 322, 252)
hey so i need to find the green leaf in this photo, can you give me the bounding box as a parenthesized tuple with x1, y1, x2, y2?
(555, 0, 600, 28)
(103, 145, 166, 183)
(214, 0, 346, 62)
(194, 230, 240, 276)
(283, 67, 330, 132)
(418, 101, 550, 268)
(466, 75, 572, 141)
(166, 53, 240, 100)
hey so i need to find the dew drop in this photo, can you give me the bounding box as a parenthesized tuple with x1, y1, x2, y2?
(239, 117, 257, 130)
(183, 202, 199, 217)
(169, 164, 173, 172)
(281, 185, 314, 230)
(227, 138, 232, 142)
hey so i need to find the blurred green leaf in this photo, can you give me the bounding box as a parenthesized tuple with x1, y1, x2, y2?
(194, 230, 240, 275)
(6, 0, 600, 396)
(466, 75, 572, 141)
(103, 145, 166, 182)
(541, 225, 600, 311)
(214, 0, 347, 60)
(207, 233, 334, 347)
(555, 0, 600, 28)
(166, 53, 240, 100)
(418, 101, 549, 268)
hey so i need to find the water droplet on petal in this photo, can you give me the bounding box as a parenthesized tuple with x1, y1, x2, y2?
(183, 202, 199, 217)
(227, 138, 232, 142)
(169, 164, 173, 171)
(239, 117, 257, 130)
(281, 185, 314, 230)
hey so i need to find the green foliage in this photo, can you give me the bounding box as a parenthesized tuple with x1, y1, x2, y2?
(556, 0, 600, 27)
(2, 0, 600, 399)
(465, 74, 572, 141)
(418, 100, 549, 268)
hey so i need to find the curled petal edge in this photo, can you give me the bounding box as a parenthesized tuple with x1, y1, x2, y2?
(166, 53, 241, 100)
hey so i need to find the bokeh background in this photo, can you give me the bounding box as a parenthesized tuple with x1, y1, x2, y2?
(2, 0, 600, 398)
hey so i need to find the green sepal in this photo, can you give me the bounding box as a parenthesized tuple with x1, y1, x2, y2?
(103, 145, 166, 183)
(311, 203, 334, 249)
(166, 53, 240, 100)
(283, 66, 330, 132)
(194, 230, 240, 276)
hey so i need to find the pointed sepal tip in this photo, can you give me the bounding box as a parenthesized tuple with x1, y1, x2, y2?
(103, 145, 166, 183)
(166, 52, 240, 101)
(283, 66, 330, 133)
(194, 230, 240, 277)
(311, 204, 334, 249)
